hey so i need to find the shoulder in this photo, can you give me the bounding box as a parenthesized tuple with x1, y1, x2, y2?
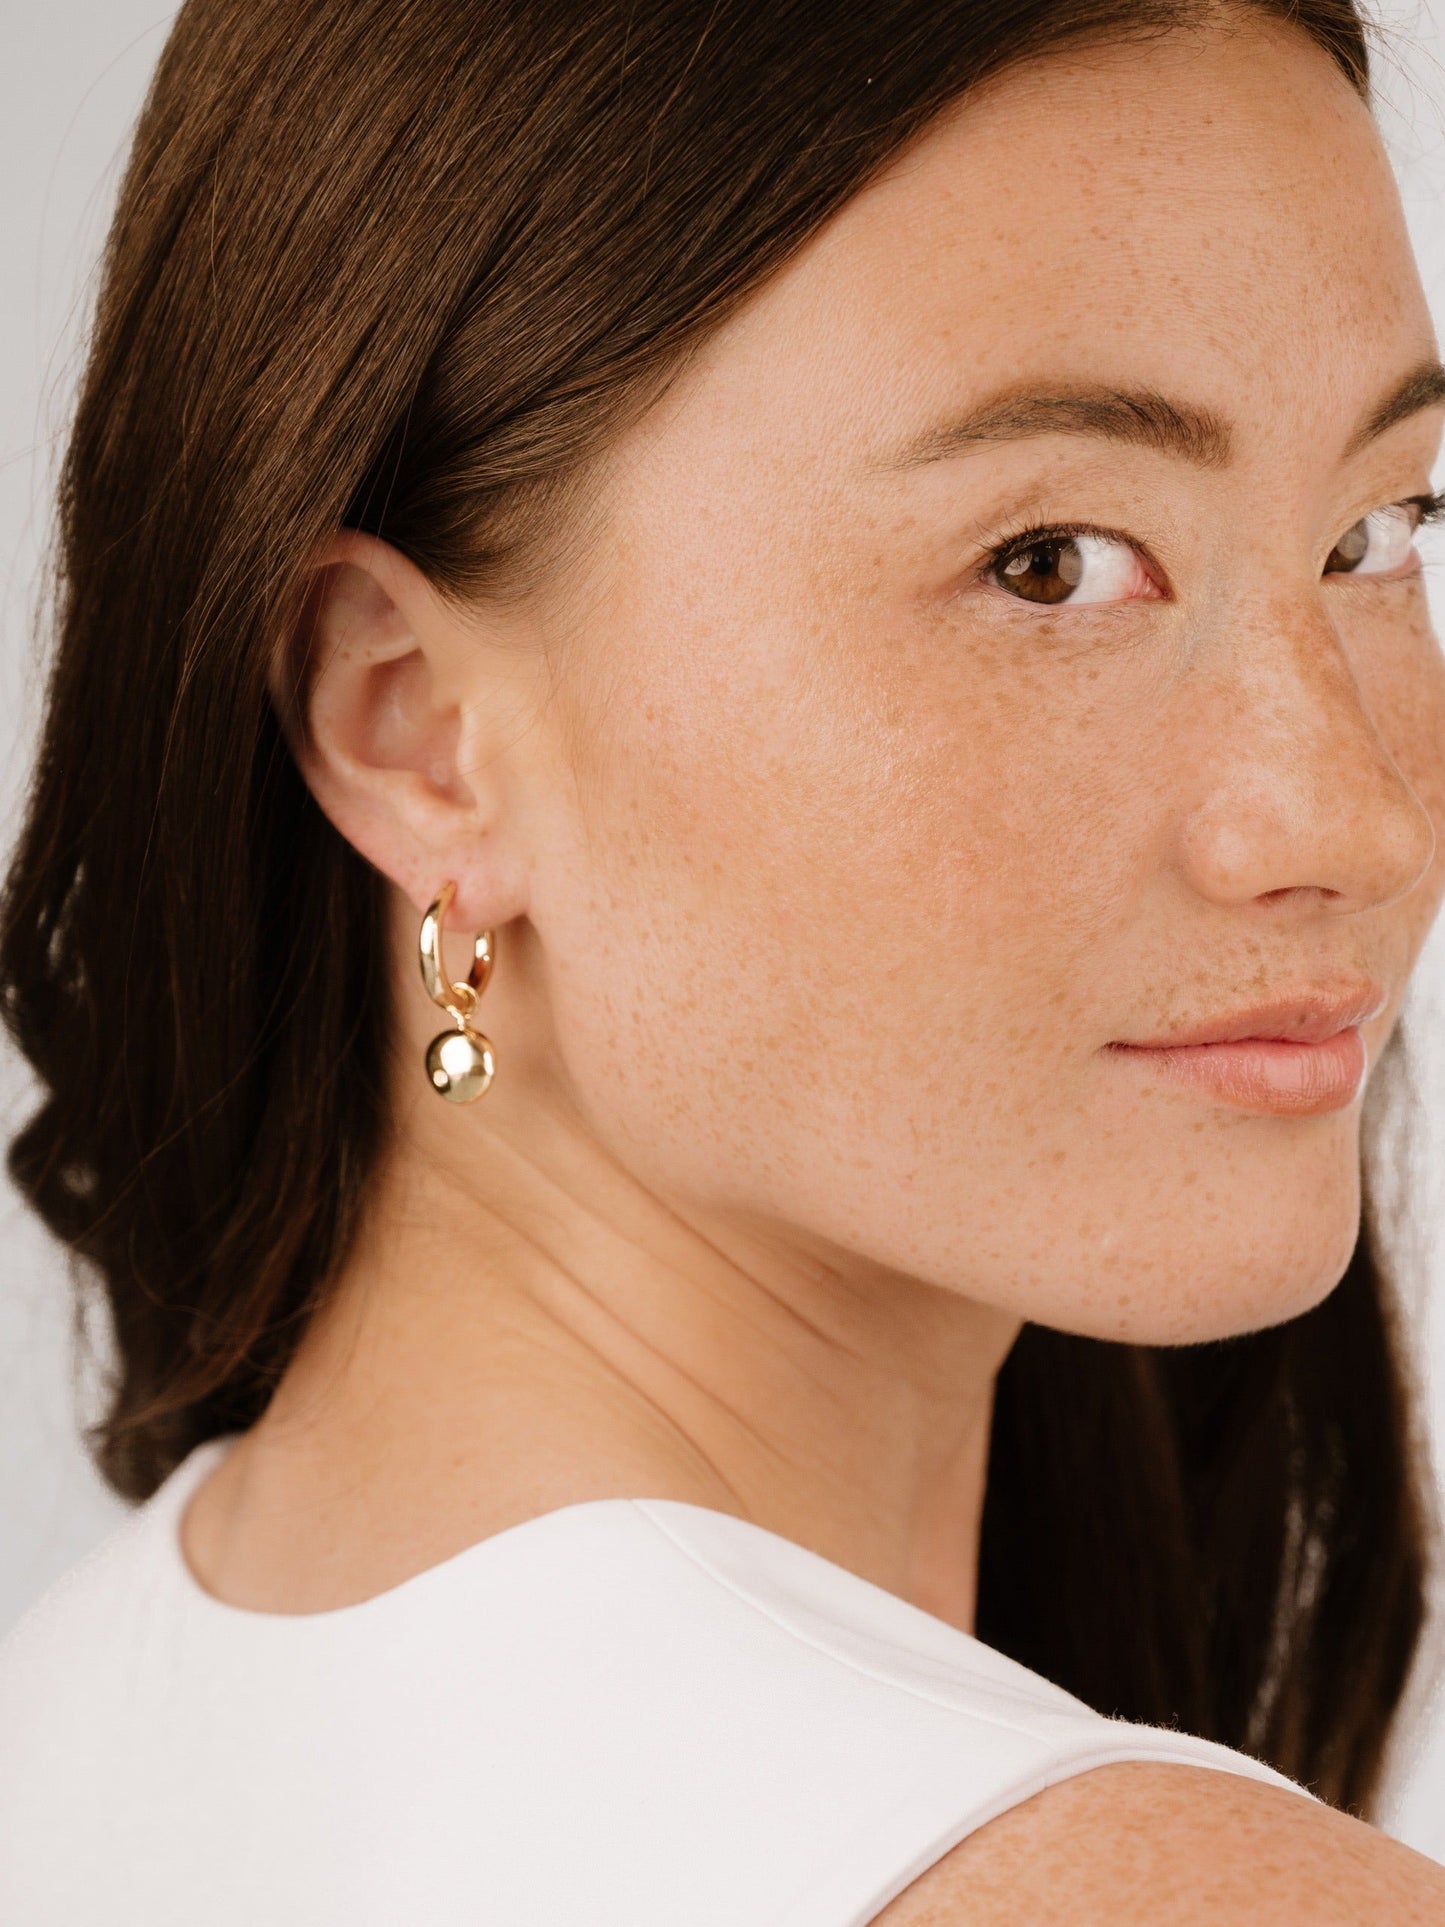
(873, 1759, 1445, 1926)
(0, 1505, 148, 1717)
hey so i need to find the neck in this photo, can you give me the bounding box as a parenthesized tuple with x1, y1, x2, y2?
(189, 1065, 1019, 1627)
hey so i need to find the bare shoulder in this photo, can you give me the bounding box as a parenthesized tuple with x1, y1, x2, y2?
(872, 1761, 1445, 1926)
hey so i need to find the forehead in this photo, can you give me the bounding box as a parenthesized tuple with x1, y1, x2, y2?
(672, 19, 1433, 474)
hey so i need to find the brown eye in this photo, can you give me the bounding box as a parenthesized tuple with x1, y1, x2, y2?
(1325, 519, 1370, 572)
(985, 529, 1157, 607)
(1324, 503, 1416, 576)
(994, 536, 1084, 604)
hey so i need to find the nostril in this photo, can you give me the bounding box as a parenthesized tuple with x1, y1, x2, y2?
(1255, 884, 1344, 906)
(1176, 727, 1436, 914)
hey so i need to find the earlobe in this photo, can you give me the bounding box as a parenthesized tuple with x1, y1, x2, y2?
(274, 530, 527, 926)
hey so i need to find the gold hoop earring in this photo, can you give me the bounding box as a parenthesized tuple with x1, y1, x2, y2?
(419, 882, 496, 1104)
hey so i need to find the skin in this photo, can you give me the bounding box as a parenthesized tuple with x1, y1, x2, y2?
(183, 14, 1445, 1919)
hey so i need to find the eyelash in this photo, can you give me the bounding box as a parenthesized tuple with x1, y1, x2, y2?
(980, 490, 1445, 592)
(986, 517, 1114, 557)
(1409, 489, 1445, 532)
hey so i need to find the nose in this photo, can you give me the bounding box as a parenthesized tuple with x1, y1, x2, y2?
(1175, 597, 1436, 915)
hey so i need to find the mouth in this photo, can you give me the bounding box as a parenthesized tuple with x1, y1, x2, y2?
(1106, 984, 1386, 1117)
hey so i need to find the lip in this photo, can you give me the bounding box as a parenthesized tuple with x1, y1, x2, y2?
(1108, 984, 1385, 1117)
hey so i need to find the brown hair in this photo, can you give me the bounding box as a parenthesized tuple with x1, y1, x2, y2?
(0, 0, 1426, 1817)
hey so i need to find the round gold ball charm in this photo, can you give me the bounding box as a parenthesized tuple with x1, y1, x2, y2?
(425, 1026, 495, 1104)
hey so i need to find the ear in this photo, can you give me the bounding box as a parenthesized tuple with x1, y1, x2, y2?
(274, 531, 533, 931)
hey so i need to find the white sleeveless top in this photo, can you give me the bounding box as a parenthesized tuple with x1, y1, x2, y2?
(0, 1435, 1310, 1925)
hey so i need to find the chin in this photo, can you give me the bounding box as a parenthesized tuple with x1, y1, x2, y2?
(1153, 1100, 1369, 1343)
(1089, 1195, 1360, 1349)
(976, 1137, 1367, 1350)
(1146, 1238, 1357, 1347)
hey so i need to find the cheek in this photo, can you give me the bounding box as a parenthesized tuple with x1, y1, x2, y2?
(531, 565, 1161, 1224)
(526, 564, 1384, 1350)
(1349, 585, 1445, 938)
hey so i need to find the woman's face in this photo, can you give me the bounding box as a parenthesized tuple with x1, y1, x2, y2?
(489, 19, 1445, 1342)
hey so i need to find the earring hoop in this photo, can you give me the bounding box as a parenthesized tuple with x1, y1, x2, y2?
(419, 882, 496, 1103)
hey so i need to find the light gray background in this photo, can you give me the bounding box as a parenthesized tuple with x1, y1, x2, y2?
(4, 0, 1445, 1857)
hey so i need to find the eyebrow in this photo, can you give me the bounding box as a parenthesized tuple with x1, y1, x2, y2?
(881, 386, 1232, 470)
(1343, 360, 1445, 456)
(877, 359, 1445, 473)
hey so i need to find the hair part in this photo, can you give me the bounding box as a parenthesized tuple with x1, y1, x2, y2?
(0, 0, 1421, 1816)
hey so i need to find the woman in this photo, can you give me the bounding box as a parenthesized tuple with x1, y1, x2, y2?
(2, 0, 1445, 1916)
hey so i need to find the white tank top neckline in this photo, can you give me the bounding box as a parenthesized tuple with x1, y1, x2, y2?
(0, 1432, 1313, 1926)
